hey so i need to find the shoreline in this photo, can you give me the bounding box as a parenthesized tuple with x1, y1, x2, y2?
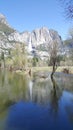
(15, 66, 73, 75)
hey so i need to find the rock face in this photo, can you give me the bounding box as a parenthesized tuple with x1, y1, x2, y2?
(0, 13, 63, 58)
(0, 13, 9, 25)
(8, 27, 62, 47)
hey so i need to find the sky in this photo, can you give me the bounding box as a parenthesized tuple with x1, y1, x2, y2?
(0, 0, 73, 40)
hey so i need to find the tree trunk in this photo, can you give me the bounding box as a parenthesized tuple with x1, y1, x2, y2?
(51, 61, 57, 78)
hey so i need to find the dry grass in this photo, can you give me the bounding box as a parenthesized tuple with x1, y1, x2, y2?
(31, 66, 73, 74)
(15, 66, 73, 75)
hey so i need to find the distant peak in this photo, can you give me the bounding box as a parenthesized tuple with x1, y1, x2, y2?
(0, 13, 5, 16)
(0, 13, 6, 20)
(0, 13, 9, 26)
(41, 26, 49, 30)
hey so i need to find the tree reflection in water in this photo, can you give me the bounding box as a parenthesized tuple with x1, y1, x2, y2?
(48, 75, 59, 117)
(0, 70, 73, 130)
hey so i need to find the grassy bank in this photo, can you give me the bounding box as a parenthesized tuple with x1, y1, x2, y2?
(31, 66, 73, 73)
(15, 66, 73, 75)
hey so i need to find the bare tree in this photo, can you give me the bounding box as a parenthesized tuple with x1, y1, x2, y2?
(68, 28, 73, 62)
(58, 0, 73, 19)
(48, 40, 61, 78)
(69, 27, 73, 38)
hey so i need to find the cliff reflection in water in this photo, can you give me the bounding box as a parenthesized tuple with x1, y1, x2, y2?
(0, 70, 73, 130)
(27, 75, 62, 105)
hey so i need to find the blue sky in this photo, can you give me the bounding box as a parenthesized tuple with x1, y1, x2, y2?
(0, 0, 73, 40)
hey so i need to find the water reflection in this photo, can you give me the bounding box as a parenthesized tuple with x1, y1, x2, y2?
(28, 80, 33, 100)
(0, 70, 73, 130)
(5, 94, 73, 130)
(49, 76, 59, 117)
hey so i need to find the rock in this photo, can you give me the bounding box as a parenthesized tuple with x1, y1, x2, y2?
(0, 13, 63, 59)
(63, 68, 69, 74)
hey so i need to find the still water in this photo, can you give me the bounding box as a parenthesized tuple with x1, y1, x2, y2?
(0, 70, 73, 130)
